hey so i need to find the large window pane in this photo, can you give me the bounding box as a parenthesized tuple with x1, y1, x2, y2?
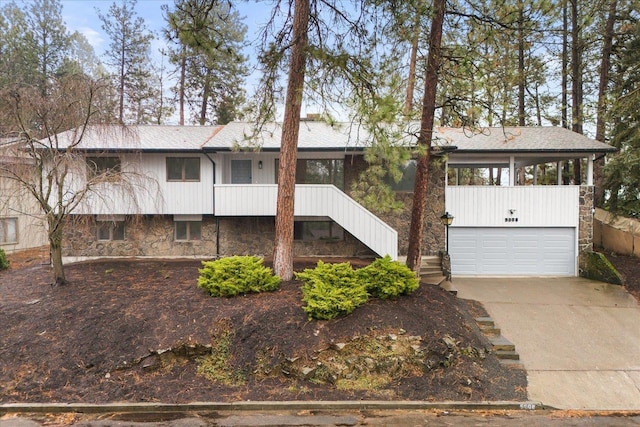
(385, 160, 417, 192)
(0, 218, 17, 243)
(184, 158, 200, 180)
(276, 159, 344, 189)
(86, 157, 121, 179)
(294, 221, 344, 241)
(167, 157, 200, 181)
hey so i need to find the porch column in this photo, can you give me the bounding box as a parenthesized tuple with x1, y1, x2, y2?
(509, 156, 515, 186)
(557, 161, 563, 185)
(533, 164, 538, 185)
(587, 154, 594, 185)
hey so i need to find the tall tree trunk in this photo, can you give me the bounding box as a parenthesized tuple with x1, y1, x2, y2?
(406, 0, 445, 273)
(199, 71, 212, 125)
(594, 0, 618, 205)
(517, 0, 526, 126)
(571, 0, 583, 183)
(404, 31, 419, 116)
(273, 0, 309, 281)
(48, 215, 66, 285)
(179, 52, 186, 126)
(562, 0, 571, 184)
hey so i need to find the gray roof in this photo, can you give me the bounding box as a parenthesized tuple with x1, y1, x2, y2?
(47, 122, 616, 154)
(434, 126, 617, 153)
(203, 121, 370, 151)
(52, 125, 224, 151)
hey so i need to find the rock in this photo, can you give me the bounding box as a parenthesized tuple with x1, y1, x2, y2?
(331, 343, 346, 351)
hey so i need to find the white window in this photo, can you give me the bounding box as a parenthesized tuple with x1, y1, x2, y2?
(167, 157, 200, 181)
(294, 221, 344, 241)
(97, 221, 125, 241)
(0, 217, 17, 244)
(86, 156, 121, 180)
(175, 221, 202, 241)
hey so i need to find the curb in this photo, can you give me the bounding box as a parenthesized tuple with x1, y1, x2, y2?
(0, 401, 553, 415)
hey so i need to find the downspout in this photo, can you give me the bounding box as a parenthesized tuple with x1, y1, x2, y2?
(203, 151, 219, 257)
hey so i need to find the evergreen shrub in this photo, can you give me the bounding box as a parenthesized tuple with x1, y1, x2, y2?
(296, 261, 369, 320)
(358, 255, 419, 299)
(0, 248, 9, 270)
(198, 256, 280, 297)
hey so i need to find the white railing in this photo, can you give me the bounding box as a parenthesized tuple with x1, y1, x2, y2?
(445, 186, 581, 227)
(214, 184, 398, 259)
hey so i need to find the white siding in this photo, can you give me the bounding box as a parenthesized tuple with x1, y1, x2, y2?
(445, 186, 580, 227)
(77, 153, 215, 215)
(214, 184, 397, 259)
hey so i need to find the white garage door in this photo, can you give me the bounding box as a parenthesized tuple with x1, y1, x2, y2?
(449, 227, 576, 276)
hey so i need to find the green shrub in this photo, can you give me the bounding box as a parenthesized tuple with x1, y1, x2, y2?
(296, 261, 369, 320)
(198, 256, 280, 297)
(0, 248, 9, 270)
(358, 255, 419, 299)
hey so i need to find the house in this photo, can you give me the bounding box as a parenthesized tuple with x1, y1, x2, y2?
(0, 140, 48, 253)
(50, 121, 615, 276)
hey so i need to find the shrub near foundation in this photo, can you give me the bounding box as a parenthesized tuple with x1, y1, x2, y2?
(198, 256, 280, 297)
(296, 261, 369, 320)
(0, 248, 9, 270)
(358, 255, 419, 299)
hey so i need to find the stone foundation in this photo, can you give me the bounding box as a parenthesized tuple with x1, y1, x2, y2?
(64, 215, 375, 259)
(63, 215, 218, 258)
(578, 185, 595, 275)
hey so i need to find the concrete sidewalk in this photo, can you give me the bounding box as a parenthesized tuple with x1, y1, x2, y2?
(454, 277, 640, 410)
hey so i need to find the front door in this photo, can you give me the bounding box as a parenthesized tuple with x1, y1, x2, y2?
(231, 159, 252, 184)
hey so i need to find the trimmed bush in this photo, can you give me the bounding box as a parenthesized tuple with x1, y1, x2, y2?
(198, 256, 280, 297)
(0, 248, 9, 270)
(358, 255, 419, 299)
(296, 261, 369, 320)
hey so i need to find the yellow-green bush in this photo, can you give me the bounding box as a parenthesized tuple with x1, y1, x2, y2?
(198, 256, 280, 297)
(296, 261, 369, 320)
(0, 249, 9, 270)
(358, 255, 419, 299)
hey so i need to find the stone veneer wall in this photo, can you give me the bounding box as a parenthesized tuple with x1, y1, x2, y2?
(64, 215, 374, 259)
(578, 185, 595, 273)
(344, 154, 446, 256)
(63, 215, 218, 258)
(217, 217, 375, 258)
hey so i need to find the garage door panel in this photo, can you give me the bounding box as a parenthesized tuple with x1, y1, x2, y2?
(449, 227, 575, 276)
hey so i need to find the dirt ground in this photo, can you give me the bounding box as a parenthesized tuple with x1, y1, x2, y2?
(0, 249, 530, 404)
(605, 252, 640, 300)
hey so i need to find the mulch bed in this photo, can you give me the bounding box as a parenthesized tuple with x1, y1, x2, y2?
(605, 252, 640, 300)
(0, 249, 527, 403)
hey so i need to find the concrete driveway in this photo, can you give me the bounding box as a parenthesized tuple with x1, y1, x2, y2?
(454, 277, 640, 410)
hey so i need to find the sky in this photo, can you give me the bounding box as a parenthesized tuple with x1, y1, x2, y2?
(59, 0, 277, 99)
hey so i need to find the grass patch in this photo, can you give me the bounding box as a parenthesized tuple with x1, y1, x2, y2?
(196, 329, 245, 386)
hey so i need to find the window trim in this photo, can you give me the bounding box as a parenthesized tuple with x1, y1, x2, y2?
(0, 217, 18, 245)
(293, 220, 344, 242)
(96, 220, 126, 241)
(166, 157, 201, 182)
(86, 156, 121, 180)
(174, 220, 202, 241)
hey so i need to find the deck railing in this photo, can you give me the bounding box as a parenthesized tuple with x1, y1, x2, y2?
(214, 184, 398, 259)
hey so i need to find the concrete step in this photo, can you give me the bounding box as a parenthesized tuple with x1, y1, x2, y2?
(479, 325, 501, 336)
(420, 267, 443, 275)
(495, 350, 520, 360)
(439, 281, 458, 295)
(421, 274, 446, 286)
(499, 359, 525, 369)
(490, 336, 516, 352)
(475, 317, 495, 327)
